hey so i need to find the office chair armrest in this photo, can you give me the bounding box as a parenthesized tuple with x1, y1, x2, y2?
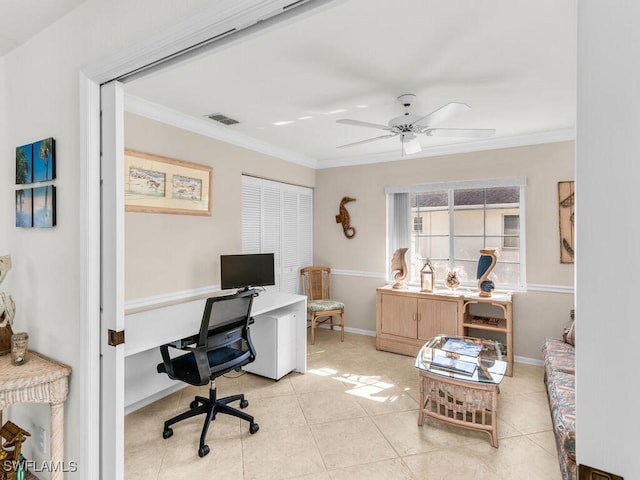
(158, 333, 199, 378)
(190, 346, 212, 385)
(245, 326, 257, 361)
(159, 344, 176, 378)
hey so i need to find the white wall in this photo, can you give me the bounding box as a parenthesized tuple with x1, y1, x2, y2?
(0, 56, 7, 241)
(577, 2, 640, 478)
(0, 0, 219, 471)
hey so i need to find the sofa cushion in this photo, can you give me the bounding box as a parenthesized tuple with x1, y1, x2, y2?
(543, 337, 575, 376)
(546, 370, 576, 462)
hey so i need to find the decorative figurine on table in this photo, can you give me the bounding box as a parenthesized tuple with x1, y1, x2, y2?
(445, 269, 461, 292)
(0, 421, 30, 480)
(420, 258, 434, 292)
(0, 255, 15, 356)
(391, 248, 409, 289)
(477, 249, 497, 297)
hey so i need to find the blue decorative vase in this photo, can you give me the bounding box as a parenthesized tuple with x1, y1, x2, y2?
(476, 249, 497, 297)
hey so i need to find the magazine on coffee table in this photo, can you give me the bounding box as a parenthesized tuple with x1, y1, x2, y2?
(430, 355, 478, 376)
(441, 338, 483, 358)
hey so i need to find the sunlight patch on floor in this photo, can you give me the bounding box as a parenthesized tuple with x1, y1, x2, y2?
(308, 367, 338, 376)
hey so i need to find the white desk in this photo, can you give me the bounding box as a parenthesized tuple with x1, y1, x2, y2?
(124, 290, 306, 412)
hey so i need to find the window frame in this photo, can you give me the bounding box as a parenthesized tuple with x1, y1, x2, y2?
(386, 177, 526, 291)
(502, 213, 520, 249)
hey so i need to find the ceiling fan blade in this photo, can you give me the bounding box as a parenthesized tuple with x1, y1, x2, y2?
(426, 128, 496, 138)
(337, 133, 397, 149)
(412, 102, 471, 128)
(337, 118, 392, 130)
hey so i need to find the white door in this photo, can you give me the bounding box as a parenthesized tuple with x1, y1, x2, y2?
(100, 80, 126, 480)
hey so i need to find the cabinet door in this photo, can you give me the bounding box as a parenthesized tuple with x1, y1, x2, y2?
(380, 293, 417, 338)
(417, 298, 458, 340)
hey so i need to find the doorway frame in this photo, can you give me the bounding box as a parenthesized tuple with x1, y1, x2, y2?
(78, 1, 333, 477)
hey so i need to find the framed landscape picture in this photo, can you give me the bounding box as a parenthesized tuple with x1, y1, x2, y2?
(33, 185, 56, 228)
(15, 144, 33, 184)
(124, 150, 212, 216)
(15, 189, 33, 227)
(32, 137, 56, 183)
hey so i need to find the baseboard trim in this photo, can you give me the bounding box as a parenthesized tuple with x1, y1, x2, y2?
(514, 355, 544, 367)
(314, 323, 376, 337)
(125, 384, 184, 415)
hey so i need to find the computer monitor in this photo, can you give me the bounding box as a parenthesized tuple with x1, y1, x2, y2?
(220, 253, 275, 291)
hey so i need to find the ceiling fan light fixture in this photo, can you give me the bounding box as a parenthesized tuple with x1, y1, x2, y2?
(401, 134, 421, 155)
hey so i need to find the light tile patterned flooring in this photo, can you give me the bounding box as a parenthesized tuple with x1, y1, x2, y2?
(125, 329, 562, 479)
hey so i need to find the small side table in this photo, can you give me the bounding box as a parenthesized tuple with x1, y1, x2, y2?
(416, 336, 506, 447)
(0, 351, 71, 480)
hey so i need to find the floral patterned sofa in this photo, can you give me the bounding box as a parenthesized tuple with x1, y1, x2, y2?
(542, 319, 576, 480)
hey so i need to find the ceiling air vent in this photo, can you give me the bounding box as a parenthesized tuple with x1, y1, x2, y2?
(206, 113, 239, 126)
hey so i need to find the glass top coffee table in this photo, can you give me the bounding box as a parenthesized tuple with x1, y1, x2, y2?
(415, 334, 507, 447)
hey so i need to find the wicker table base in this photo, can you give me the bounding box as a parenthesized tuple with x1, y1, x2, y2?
(0, 351, 71, 480)
(418, 370, 500, 447)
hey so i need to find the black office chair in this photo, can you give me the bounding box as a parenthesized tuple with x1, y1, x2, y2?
(157, 289, 260, 457)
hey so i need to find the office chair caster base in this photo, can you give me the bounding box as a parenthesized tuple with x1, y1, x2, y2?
(198, 445, 210, 457)
(240, 399, 249, 408)
(249, 422, 259, 434)
(190, 400, 199, 410)
(162, 428, 173, 439)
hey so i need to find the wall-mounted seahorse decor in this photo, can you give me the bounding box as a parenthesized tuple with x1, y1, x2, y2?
(336, 196, 356, 238)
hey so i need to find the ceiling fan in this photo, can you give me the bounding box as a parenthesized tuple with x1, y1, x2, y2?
(336, 94, 496, 155)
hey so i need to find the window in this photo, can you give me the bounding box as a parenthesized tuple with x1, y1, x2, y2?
(503, 214, 520, 248)
(387, 178, 525, 290)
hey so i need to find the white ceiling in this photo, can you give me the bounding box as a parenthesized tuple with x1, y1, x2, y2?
(125, 0, 576, 166)
(0, 0, 87, 56)
(1, 0, 576, 166)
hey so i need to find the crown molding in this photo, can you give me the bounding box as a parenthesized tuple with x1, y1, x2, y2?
(125, 94, 318, 169)
(126, 94, 575, 172)
(317, 128, 576, 169)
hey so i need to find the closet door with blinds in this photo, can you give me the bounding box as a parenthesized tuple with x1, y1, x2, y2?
(242, 175, 313, 294)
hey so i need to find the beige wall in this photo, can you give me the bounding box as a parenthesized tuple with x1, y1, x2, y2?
(124, 113, 315, 299)
(124, 114, 574, 361)
(314, 141, 575, 359)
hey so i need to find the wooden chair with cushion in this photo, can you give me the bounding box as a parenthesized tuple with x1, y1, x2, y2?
(300, 266, 345, 344)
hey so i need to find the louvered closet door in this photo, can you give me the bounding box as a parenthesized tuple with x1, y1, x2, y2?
(241, 175, 313, 294)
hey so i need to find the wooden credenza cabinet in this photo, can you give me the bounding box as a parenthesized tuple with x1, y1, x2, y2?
(376, 286, 461, 356)
(376, 285, 514, 376)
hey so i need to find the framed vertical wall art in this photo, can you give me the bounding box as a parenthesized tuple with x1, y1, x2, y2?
(124, 149, 213, 216)
(15, 137, 57, 228)
(558, 181, 575, 264)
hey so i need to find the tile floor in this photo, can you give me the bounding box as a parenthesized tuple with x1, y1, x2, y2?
(125, 329, 562, 479)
